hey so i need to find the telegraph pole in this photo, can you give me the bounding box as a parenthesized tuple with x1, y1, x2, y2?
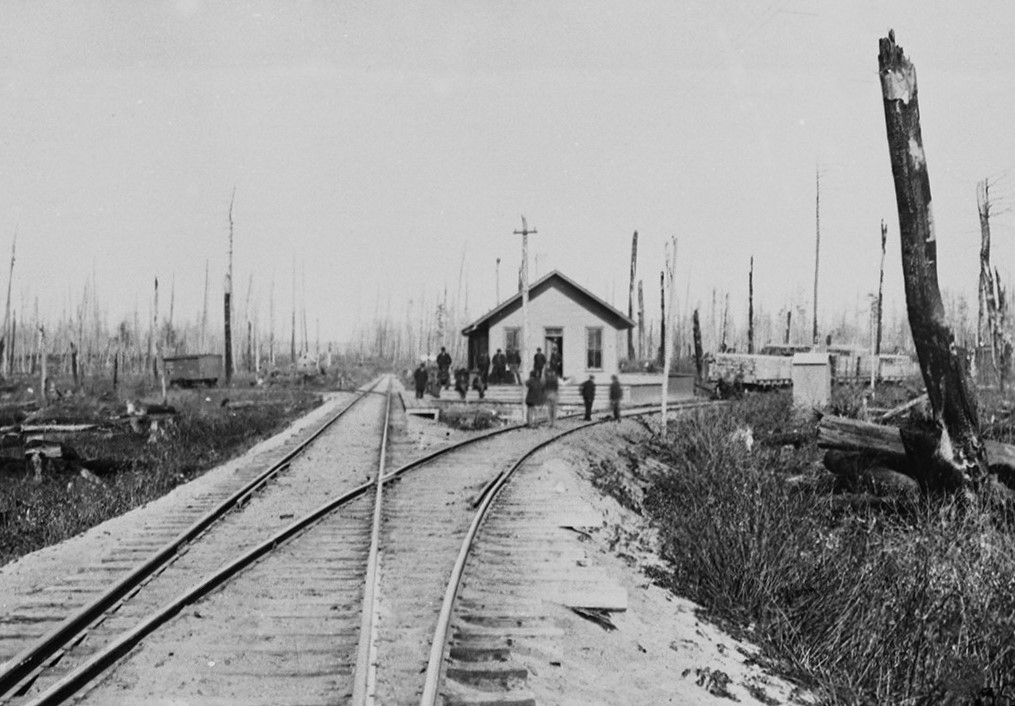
(514, 216, 536, 383)
(813, 167, 821, 347)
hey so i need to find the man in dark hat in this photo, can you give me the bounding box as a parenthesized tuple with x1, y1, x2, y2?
(579, 374, 596, 421)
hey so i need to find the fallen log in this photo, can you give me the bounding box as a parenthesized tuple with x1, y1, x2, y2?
(819, 415, 1015, 490)
(876, 393, 928, 423)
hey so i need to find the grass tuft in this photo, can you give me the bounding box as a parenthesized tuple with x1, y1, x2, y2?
(624, 391, 1015, 703)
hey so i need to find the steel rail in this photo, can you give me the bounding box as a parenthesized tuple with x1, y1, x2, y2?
(16, 389, 715, 705)
(418, 398, 714, 706)
(0, 378, 384, 700)
(17, 391, 615, 704)
(352, 377, 392, 705)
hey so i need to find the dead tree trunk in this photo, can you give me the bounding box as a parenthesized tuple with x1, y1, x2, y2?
(658, 271, 665, 366)
(876, 220, 887, 355)
(637, 280, 645, 360)
(878, 31, 987, 489)
(692, 309, 704, 381)
(747, 256, 755, 354)
(224, 190, 235, 384)
(627, 231, 637, 361)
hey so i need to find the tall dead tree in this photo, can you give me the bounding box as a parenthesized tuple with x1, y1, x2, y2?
(0, 231, 14, 378)
(747, 256, 755, 354)
(692, 308, 704, 381)
(627, 231, 638, 361)
(720, 293, 729, 352)
(976, 178, 1008, 386)
(224, 189, 235, 384)
(879, 31, 987, 489)
(637, 280, 645, 359)
(200, 259, 209, 352)
(658, 271, 665, 366)
(875, 220, 887, 355)
(813, 168, 821, 345)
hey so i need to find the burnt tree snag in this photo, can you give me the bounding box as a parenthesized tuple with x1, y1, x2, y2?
(628, 231, 637, 361)
(224, 190, 235, 385)
(747, 256, 754, 354)
(878, 31, 987, 488)
(692, 308, 704, 381)
(876, 220, 887, 355)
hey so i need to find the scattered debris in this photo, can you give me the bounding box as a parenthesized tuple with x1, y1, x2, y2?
(694, 667, 738, 701)
(568, 606, 617, 631)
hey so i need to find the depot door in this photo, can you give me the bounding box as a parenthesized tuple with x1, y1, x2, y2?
(544, 328, 563, 377)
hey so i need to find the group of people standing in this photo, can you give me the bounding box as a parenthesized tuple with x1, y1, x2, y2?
(412, 344, 623, 425)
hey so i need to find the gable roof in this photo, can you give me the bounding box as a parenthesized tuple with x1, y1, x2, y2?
(461, 270, 635, 335)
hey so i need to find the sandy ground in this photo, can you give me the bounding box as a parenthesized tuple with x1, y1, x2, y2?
(0, 391, 356, 615)
(529, 423, 815, 705)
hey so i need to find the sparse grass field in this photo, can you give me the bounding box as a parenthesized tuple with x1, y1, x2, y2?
(600, 391, 1015, 704)
(0, 360, 387, 567)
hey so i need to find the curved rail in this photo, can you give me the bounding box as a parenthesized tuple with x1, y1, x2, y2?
(419, 398, 714, 705)
(12, 384, 714, 705)
(0, 378, 384, 700)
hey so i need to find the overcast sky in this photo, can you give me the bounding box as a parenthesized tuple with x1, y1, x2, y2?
(2, 1, 1014, 348)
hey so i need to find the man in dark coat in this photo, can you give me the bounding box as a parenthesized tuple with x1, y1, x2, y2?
(533, 347, 546, 378)
(436, 347, 452, 389)
(579, 374, 596, 421)
(609, 374, 622, 422)
(476, 350, 491, 387)
(491, 348, 507, 384)
(507, 348, 521, 384)
(549, 344, 562, 377)
(454, 367, 470, 399)
(413, 362, 428, 400)
(543, 366, 559, 428)
(524, 370, 543, 427)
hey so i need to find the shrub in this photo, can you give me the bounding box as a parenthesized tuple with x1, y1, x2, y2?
(633, 394, 1015, 703)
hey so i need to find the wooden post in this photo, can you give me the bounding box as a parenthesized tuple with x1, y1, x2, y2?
(224, 189, 235, 384)
(627, 230, 638, 361)
(514, 216, 536, 383)
(784, 309, 792, 345)
(878, 30, 987, 489)
(747, 256, 755, 354)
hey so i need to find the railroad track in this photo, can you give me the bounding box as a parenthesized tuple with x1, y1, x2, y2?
(0, 376, 714, 705)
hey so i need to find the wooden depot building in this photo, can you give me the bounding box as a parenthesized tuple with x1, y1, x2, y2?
(461, 270, 635, 380)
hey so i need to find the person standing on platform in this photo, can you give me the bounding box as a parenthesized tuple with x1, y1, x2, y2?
(491, 348, 507, 384)
(543, 366, 559, 428)
(454, 367, 470, 399)
(476, 349, 491, 387)
(533, 347, 546, 378)
(609, 375, 622, 422)
(579, 374, 596, 421)
(436, 347, 452, 389)
(549, 344, 562, 377)
(413, 362, 428, 400)
(507, 348, 521, 384)
(525, 370, 544, 427)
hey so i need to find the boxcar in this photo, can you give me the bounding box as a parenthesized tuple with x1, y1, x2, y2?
(164, 354, 223, 387)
